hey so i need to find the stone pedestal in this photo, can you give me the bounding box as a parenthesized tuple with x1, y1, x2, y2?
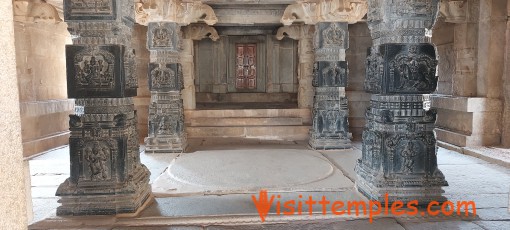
(144, 22, 187, 153)
(56, 0, 151, 216)
(309, 22, 352, 149)
(355, 0, 448, 204)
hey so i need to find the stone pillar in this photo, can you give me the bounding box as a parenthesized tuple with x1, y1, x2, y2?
(0, 1, 29, 228)
(355, 0, 448, 204)
(276, 25, 315, 109)
(144, 22, 187, 153)
(134, 0, 217, 152)
(309, 22, 352, 149)
(503, 0, 510, 147)
(56, 0, 151, 215)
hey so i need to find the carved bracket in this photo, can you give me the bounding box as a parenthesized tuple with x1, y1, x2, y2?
(276, 25, 315, 41)
(182, 24, 219, 41)
(13, 0, 62, 23)
(135, 0, 218, 26)
(439, 0, 468, 23)
(281, 0, 367, 25)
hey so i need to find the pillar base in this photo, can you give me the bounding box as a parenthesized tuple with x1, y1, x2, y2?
(355, 162, 447, 205)
(309, 135, 352, 150)
(145, 135, 187, 153)
(56, 166, 151, 216)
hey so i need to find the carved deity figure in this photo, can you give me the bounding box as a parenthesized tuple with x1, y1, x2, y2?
(151, 67, 176, 88)
(77, 55, 112, 87)
(322, 23, 344, 47)
(153, 27, 173, 48)
(322, 62, 344, 86)
(157, 116, 172, 135)
(84, 142, 109, 180)
(400, 141, 418, 174)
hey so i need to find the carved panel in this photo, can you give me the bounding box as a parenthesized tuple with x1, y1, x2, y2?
(364, 44, 438, 94)
(315, 22, 349, 50)
(67, 45, 135, 98)
(148, 63, 183, 91)
(313, 61, 348, 87)
(64, 0, 117, 21)
(235, 44, 257, 90)
(147, 22, 179, 51)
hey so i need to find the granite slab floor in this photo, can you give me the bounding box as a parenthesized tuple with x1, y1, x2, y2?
(27, 138, 510, 229)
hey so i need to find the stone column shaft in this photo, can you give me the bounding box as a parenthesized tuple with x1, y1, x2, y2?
(355, 0, 448, 204)
(144, 22, 187, 153)
(180, 38, 196, 110)
(298, 30, 315, 109)
(56, 0, 151, 215)
(309, 22, 352, 149)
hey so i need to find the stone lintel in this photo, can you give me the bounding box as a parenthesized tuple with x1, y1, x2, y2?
(431, 95, 503, 113)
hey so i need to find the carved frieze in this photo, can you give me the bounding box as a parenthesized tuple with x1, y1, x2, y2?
(364, 43, 438, 94)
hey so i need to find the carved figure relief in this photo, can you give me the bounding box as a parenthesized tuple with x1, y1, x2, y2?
(400, 141, 419, 174)
(84, 141, 110, 181)
(322, 23, 345, 47)
(153, 27, 173, 48)
(151, 66, 176, 89)
(322, 62, 346, 86)
(389, 46, 438, 92)
(74, 48, 115, 90)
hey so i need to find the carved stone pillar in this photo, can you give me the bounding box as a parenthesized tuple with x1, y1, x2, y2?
(144, 22, 186, 153)
(56, 0, 151, 215)
(355, 0, 448, 204)
(309, 22, 352, 149)
(276, 25, 315, 109)
(181, 24, 220, 110)
(135, 0, 217, 152)
(281, 0, 368, 149)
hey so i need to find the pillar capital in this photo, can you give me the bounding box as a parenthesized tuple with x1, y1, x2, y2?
(135, 0, 218, 26)
(276, 24, 315, 41)
(281, 0, 368, 26)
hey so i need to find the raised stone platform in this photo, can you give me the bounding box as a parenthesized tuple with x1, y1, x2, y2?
(185, 108, 311, 141)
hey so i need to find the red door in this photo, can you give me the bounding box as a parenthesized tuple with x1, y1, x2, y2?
(235, 44, 257, 89)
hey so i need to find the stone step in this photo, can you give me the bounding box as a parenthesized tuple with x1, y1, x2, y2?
(189, 117, 304, 127)
(185, 109, 311, 122)
(186, 126, 310, 141)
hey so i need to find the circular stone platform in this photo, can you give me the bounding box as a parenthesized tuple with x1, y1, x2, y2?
(166, 149, 334, 189)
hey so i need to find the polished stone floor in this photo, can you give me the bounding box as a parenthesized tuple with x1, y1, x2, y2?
(28, 138, 510, 229)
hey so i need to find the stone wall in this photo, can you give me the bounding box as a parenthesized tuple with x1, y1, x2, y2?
(14, 21, 73, 157)
(133, 24, 151, 144)
(431, 0, 507, 148)
(346, 22, 372, 141)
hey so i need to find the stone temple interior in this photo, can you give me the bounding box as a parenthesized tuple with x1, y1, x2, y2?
(1, 0, 510, 229)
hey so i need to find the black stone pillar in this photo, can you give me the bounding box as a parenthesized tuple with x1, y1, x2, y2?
(355, 0, 448, 204)
(309, 22, 352, 149)
(144, 22, 187, 153)
(56, 0, 151, 215)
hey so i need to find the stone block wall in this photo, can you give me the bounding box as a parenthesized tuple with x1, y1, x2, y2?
(346, 23, 372, 141)
(14, 22, 73, 157)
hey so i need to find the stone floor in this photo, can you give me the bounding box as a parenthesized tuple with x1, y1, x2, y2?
(28, 138, 510, 229)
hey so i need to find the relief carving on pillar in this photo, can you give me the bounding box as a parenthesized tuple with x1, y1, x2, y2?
(364, 44, 438, 94)
(281, 0, 368, 25)
(148, 22, 180, 50)
(135, 0, 218, 26)
(313, 61, 348, 87)
(73, 47, 116, 89)
(148, 63, 183, 91)
(82, 141, 114, 181)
